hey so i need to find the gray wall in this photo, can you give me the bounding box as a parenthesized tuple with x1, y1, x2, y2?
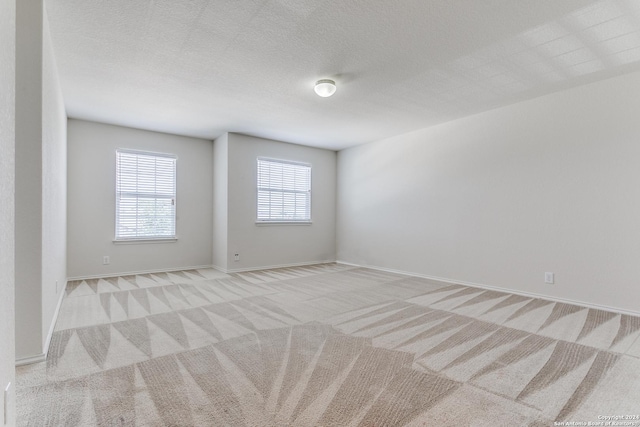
(15, 1, 67, 363)
(213, 133, 337, 271)
(69, 128, 335, 275)
(67, 120, 214, 278)
(15, 0, 44, 361)
(212, 133, 228, 270)
(0, 0, 16, 422)
(338, 70, 640, 314)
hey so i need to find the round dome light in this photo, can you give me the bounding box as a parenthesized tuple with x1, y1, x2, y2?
(314, 79, 337, 97)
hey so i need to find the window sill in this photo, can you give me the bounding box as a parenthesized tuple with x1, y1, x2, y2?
(113, 238, 178, 244)
(255, 221, 312, 226)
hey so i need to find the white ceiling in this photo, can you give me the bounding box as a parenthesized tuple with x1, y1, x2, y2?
(46, 0, 640, 150)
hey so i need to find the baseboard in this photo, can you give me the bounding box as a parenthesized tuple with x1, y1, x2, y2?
(211, 265, 227, 273)
(15, 279, 67, 367)
(218, 259, 337, 274)
(43, 280, 67, 358)
(15, 353, 46, 367)
(336, 261, 640, 318)
(67, 264, 214, 281)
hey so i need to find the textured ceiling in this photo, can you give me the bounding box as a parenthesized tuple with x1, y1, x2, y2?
(46, 0, 640, 150)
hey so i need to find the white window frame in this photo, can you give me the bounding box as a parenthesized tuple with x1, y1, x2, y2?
(256, 157, 312, 224)
(115, 149, 177, 242)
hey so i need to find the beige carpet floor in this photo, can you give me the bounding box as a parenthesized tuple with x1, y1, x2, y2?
(16, 263, 640, 426)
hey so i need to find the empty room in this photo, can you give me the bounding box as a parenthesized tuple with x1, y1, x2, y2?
(2, 0, 640, 426)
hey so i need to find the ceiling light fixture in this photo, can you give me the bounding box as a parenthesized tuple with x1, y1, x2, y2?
(314, 79, 337, 97)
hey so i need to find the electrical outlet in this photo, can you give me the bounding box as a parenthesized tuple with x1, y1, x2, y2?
(234, 253, 240, 262)
(103, 256, 110, 265)
(545, 272, 554, 284)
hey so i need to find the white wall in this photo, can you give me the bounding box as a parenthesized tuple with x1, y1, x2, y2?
(222, 133, 336, 271)
(41, 8, 67, 358)
(15, 0, 67, 363)
(0, 0, 16, 422)
(338, 70, 640, 314)
(67, 120, 213, 278)
(212, 133, 228, 270)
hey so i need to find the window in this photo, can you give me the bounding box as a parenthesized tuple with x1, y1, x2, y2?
(257, 157, 311, 223)
(115, 149, 177, 240)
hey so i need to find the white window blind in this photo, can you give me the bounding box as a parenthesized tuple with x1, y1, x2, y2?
(116, 149, 177, 240)
(257, 157, 311, 222)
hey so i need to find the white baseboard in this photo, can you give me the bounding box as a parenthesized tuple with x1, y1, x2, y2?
(217, 259, 336, 274)
(211, 265, 226, 273)
(337, 261, 640, 318)
(15, 353, 46, 367)
(42, 280, 67, 359)
(67, 264, 214, 281)
(16, 279, 68, 367)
